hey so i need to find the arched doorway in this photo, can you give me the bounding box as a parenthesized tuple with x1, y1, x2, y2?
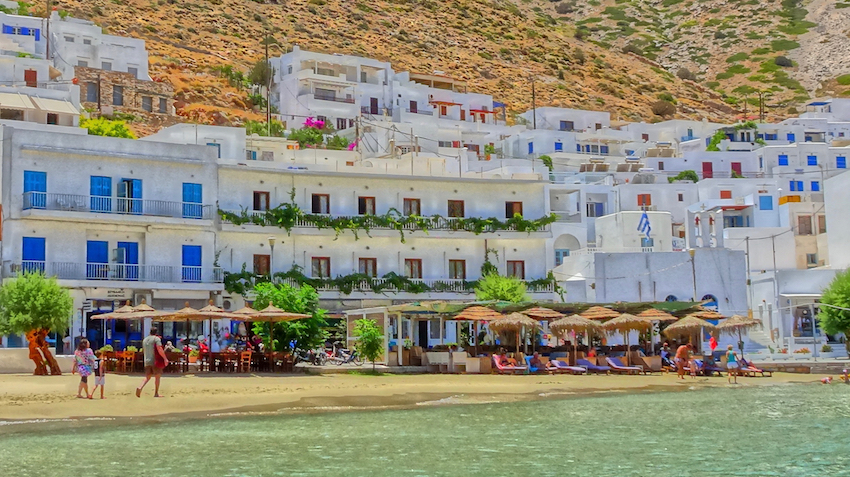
(554, 234, 581, 266)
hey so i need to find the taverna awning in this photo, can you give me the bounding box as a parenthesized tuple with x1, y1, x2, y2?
(30, 96, 79, 115)
(0, 92, 35, 111)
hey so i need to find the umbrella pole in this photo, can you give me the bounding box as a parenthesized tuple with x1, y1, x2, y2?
(738, 328, 744, 359)
(208, 318, 212, 373)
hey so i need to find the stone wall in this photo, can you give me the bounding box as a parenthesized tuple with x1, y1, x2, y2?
(75, 66, 174, 118)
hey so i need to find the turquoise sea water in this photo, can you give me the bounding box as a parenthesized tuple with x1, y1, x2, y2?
(1, 384, 849, 476)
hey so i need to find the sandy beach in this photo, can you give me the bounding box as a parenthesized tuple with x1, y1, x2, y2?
(0, 371, 824, 426)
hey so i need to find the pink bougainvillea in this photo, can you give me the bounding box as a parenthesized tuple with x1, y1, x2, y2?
(303, 117, 325, 129)
(347, 140, 358, 151)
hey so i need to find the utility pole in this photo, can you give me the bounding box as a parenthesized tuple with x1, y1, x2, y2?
(44, 0, 50, 60)
(531, 76, 537, 129)
(265, 31, 271, 136)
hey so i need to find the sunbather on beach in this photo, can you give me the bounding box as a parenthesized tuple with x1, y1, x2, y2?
(529, 352, 544, 369)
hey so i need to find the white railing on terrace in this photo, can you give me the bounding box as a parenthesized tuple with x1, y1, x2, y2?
(22, 192, 213, 219)
(11, 261, 223, 283)
(565, 246, 655, 256)
(273, 277, 554, 293)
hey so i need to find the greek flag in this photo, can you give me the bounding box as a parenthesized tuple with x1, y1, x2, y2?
(637, 211, 651, 239)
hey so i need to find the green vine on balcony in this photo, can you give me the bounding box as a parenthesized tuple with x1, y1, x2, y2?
(219, 204, 556, 243)
(223, 264, 562, 298)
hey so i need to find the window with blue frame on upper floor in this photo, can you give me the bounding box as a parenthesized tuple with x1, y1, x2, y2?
(182, 183, 203, 219)
(21, 237, 45, 273)
(600, 145, 609, 154)
(790, 180, 803, 191)
(576, 144, 581, 152)
(23, 170, 47, 209)
(787, 133, 795, 142)
(811, 181, 820, 192)
(837, 156, 847, 169)
(759, 195, 773, 210)
(765, 133, 778, 140)
(1, 25, 40, 40)
(778, 154, 789, 166)
(807, 155, 818, 166)
(554, 249, 570, 266)
(759, 157, 764, 169)
(182, 245, 203, 282)
(247, 150, 257, 161)
(207, 143, 221, 158)
(527, 142, 533, 154)
(90, 176, 112, 213)
(554, 142, 563, 152)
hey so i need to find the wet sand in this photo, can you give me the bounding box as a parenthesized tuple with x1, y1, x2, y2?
(0, 371, 823, 425)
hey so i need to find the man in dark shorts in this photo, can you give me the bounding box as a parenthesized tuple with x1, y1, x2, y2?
(136, 328, 169, 397)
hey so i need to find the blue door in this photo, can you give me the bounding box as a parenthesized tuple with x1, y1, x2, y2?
(117, 241, 139, 281)
(118, 179, 142, 214)
(182, 183, 203, 219)
(90, 176, 112, 213)
(182, 245, 202, 282)
(527, 142, 533, 154)
(86, 240, 109, 279)
(23, 171, 47, 209)
(594, 202, 604, 217)
(22, 237, 45, 273)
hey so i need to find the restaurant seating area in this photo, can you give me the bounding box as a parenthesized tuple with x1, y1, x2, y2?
(99, 350, 295, 374)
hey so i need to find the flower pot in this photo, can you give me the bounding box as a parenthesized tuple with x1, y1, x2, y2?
(189, 356, 198, 363)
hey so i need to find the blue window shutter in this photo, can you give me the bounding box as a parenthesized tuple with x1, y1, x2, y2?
(838, 156, 847, 169)
(22, 237, 46, 261)
(807, 155, 817, 166)
(2, 25, 12, 34)
(811, 181, 820, 192)
(207, 143, 221, 158)
(131, 179, 142, 199)
(182, 245, 202, 266)
(576, 144, 581, 152)
(182, 183, 203, 218)
(554, 142, 563, 152)
(796, 181, 803, 191)
(86, 241, 109, 264)
(778, 155, 788, 166)
(116, 242, 139, 264)
(759, 196, 773, 210)
(33, 28, 39, 41)
(789, 181, 796, 192)
(600, 145, 609, 154)
(527, 142, 533, 154)
(20, 27, 28, 36)
(787, 133, 795, 142)
(24, 171, 47, 192)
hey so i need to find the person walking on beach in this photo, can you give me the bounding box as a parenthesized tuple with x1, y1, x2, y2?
(89, 350, 107, 399)
(136, 328, 169, 398)
(72, 339, 95, 398)
(675, 344, 691, 380)
(725, 345, 740, 384)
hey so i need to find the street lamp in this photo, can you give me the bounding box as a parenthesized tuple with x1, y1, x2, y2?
(268, 236, 276, 282)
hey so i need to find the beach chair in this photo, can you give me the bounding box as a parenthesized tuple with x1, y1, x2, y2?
(698, 358, 726, 377)
(550, 359, 587, 375)
(491, 354, 527, 375)
(525, 356, 543, 374)
(606, 357, 645, 375)
(576, 358, 610, 374)
(739, 359, 773, 377)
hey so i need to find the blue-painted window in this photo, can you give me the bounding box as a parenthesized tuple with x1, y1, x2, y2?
(248, 150, 257, 160)
(787, 133, 795, 142)
(182, 245, 202, 282)
(527, 142, 533, 154)
(765, 133, 778, 140)
(21, 237, 45, 273)
(640, 237, 654, 248)
(790, 180, 803, 192)
(207, 142, 221, 158)
(576, 144, 581, 152)
(23, 170, 46, 209)
(811, 181, 820, 192)
(807, 155, 818, 166)
(837, 156, 847, 169)
(778, 154, 788, 166)
(116, 241, 139, 280)
(554, 249, 570, 266)
(2, 25, 40, 40)
(759, 157, 764, 169)
(182, 183, 203, 219)
(118, 179, 142, 214)
(759, 195, 773, 210)
(600, 145, 609, 154)
(86, 240, 109, 279)
(90, 176, 112, 213)
(554, 142, 563, 152)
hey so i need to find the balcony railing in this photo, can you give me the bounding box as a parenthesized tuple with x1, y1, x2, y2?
(221, 211, 550, 233)
(12, 261, 223, 283)
(22, 192, 213, 219)
(276, 277, 554, 294)
(313, 93, 356, 104)
(404, 107, 434, 116)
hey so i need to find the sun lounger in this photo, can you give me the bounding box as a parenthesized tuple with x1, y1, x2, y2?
(693, 359, 724, 377)
(576, 358, 610, 374)
(550, 359, 587, 375)
(606, 357, 645, 375)
(740, 359, 773, 377)
(525, 356, 545, 374)
(491, 354, 527, 375)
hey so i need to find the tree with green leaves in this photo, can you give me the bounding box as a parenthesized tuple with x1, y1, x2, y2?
(539, 154, 553, 171)
(667, 170, 700, 183)
(706, 129, 728, 151)
(80, 117, 136, 139)
(819, 269, 850, 356)
(353, 318, 383, 370)
(251, 282, 328, 352)
(474, 274, 528, 303)
(0, 272, 73, 374)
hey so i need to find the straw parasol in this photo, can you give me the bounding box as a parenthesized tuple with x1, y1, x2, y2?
(93, 299, 163, 320)
(689, 308, 725, 320)
(637, 308, 679, 322)
(489, 312, 541, 354)
(453, 306, 502, 356)
(602, 313, 654, 365)
(520, 307, 565, 321)
(716, 314, 762, 357)
(580, 306, 621, 320)
(663, 315, 717, 352)
(550, 314, 602, 365)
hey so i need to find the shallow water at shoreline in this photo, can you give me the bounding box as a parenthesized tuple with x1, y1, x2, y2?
(2, 383, 849, 476)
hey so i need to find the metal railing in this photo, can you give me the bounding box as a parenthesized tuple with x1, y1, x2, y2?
(22, 192, 213, 219)
(277, 277, 554, 294)
(313, 93, 356, 104)
(404, 107, 434, 116)
(13, 261, 223, 283)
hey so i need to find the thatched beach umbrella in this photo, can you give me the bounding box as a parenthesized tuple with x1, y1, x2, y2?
(716, 314, 762, 357)
(637, 308, 678, 322)
(663, 315, 717, 352)
(92, 300, 165, 349)
(453, 306, 502, 355)
(490, 312, 541, 354)
(520, 307, 565, 321)
(689, 308, 725, 321)
(580, 306, 621, 321)
(602, 313, 654, 365)
(550, 314, 602, 365)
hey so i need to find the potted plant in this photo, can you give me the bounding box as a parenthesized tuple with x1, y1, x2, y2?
(402, 339, 413, 366)
(188, 349, 200, 363)
(126, 345, 139, 353)
(446, 342, 458, 352)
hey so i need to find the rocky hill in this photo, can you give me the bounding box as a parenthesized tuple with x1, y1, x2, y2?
(42, 0, 850, 134)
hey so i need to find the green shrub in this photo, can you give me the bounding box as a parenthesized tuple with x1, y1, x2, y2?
(771, 39, 800, 51)
(751, 47, 771, 55)
(837, 75, 850, 85)
(726, 52, 748, 63)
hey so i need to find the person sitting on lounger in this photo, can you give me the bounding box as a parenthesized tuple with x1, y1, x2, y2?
(529, 352, 544, 369)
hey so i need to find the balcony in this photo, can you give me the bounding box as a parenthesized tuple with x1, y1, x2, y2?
(12, 261, 223, 283)
(313, 93, 356, 104)
(277, 277, 554, 294)
(404, 107, 434, 116)
(22, 192, 213, 220)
